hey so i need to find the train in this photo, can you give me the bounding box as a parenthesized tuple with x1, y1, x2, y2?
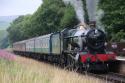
(13, 24, 116, 71)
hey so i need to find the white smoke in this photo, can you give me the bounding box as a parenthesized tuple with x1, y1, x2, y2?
(96, 9, 105, 31)
(86, 0, 99, 22)
(63, 0, 85, 24)
(63, 0, 104, 30)
(86, 0, 105, 30)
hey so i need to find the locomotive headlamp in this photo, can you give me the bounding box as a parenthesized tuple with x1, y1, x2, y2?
(78, 22, 87, 30)
(79, 25, 84, 30)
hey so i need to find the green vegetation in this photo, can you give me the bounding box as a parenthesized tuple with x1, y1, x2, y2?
(7, 15, 31, 44)
(99, 0, 125, 42)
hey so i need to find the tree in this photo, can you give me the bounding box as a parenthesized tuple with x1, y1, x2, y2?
(60, 4, 78, 29)
(7, 15, 31, 43)
(99, 0, 125, 41)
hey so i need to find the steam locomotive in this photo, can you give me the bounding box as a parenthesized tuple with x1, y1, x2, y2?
(13, 24, 116, 71)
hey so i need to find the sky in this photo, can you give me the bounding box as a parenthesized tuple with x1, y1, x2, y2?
(0, 0, 42, 16)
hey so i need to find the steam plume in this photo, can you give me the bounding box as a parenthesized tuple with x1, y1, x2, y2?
(63, 0, 85, 24)
(86, 0, 99, 22)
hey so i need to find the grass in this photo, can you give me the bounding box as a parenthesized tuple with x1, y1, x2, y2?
(0, 56, 105, 83)
(0, 58, 50, 83)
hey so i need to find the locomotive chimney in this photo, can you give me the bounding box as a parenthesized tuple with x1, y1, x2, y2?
(89, 21, 96, 28)
(86, 0, 98, 28)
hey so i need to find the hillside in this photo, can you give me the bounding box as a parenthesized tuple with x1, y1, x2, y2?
(0, 21, 10, 30)
(0, 30, 8, 48)
(0, 30, 7, 39)
(0, 15, 19, 30)
(0, 15, 19, 48)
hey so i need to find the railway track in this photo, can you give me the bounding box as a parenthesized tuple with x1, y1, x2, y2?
(86, 72, 125, 83)
(106, 72, 125, 83)
(62, 63, 125, 83)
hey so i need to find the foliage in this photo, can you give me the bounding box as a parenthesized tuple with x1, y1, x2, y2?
(7, 15, 31, 44)
(99, 0, 125, 41)
(111, 30, 125, 42)
(7, 0, 78, 44)
(60, 4, 78, 28)
(0, 36, 9, 49)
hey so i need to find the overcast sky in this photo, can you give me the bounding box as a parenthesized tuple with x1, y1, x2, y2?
(0, 0, 42, 16)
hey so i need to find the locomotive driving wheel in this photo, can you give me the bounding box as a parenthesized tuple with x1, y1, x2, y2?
(59, 54, 67, 67)
(66, 54, 75, 70)
(84, 64, 90, 73)
(66, 53, 80, 71)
